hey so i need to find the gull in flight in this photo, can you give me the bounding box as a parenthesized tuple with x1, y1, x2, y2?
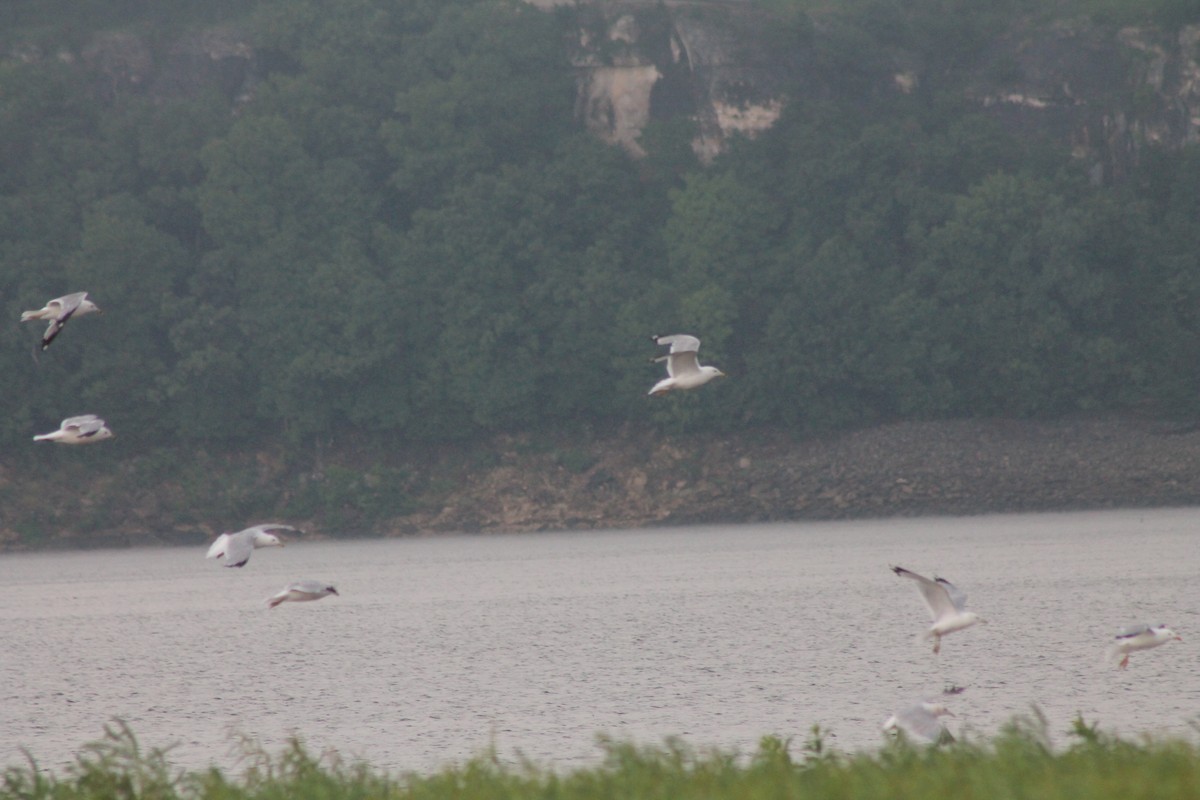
(32, 415, 114, 444)
(206, 523, 295, 568)
(891, 566, 983, 654)
(884, 686, 964, 744)
(267, 580, 339, 609)
(647, 334, 725, 396)
(21, 292, 101, 350)
(1108, 623, 1181, 669)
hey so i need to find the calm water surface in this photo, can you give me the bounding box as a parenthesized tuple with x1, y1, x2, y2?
(2, 509, 1198, 774)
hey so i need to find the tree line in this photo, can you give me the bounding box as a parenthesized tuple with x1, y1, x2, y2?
(3, 0, 1200, 456)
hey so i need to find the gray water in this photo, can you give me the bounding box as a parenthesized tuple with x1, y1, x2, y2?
(2, 508, 1198, 775)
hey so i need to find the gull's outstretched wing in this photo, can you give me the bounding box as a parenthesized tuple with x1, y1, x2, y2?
(206, 533, 232, 560)
(892, 566, 957, 622)
(667, 350, 701, 378)
(935, 577, 968, 612)
(1115, 623, 1153, 639)
(652, 335, 703, 378)
(236, 523, 298, 537)
(653, 334, 701, 354)
(60, 415, 107, 438)
(889, 704, 952, 742)
(288, 580, 331, 595)
(40, 293, 88, 349)
(222, 532, 254, 567)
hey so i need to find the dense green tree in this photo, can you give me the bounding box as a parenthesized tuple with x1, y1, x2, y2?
(4, 0, 1200, 457)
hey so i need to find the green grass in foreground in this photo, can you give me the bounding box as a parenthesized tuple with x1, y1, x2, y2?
(5, 716, 1200, 800)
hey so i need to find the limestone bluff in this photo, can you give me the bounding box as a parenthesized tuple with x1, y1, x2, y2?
(7, 1, 1200, 174)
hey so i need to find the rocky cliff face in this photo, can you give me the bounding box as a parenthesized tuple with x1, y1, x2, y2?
(536, 1, 1200, 173)
(5, 4, 1200, 173)
(964, 20, 1200, 181)
(548, 0, 800, 160)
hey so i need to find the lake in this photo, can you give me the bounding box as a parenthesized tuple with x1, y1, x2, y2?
(1, 508, 1198, 775)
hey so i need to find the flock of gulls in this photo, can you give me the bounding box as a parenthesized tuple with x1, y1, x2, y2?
(883, 565, 1182, 742)
(20, 298, 1185, 735)
(20, 294, 336, 608)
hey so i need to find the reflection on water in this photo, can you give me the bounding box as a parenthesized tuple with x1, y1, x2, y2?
(1, 508, 1198, 774)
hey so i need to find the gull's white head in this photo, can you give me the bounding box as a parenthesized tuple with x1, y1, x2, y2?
(252, 531, 284, 549)
(1153, 625, 1181, 642)
(702, 366, 726, 379)
(80, 298, 101, 315)
(923, 703, 954, 719)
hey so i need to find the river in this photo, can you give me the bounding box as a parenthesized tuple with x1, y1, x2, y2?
(1, 508, 1197, 775)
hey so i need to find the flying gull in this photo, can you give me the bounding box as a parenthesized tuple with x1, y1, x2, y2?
(883, 700, 956, 744)
(206, 523, 294, 568)
(32, 415, 114, 445)
(21, 292, 101, 350)
(267, 580, 339, 609)
(1108, 623, 1181, 669)
(647, 334, 725, 396)
(891, 566, 984, 654)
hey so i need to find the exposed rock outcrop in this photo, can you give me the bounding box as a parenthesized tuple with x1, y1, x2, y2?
(542, 1, 1200, 170)
(564, 1, 801, 160)
(967, 21, 1200, 181)
(8, 3, 1200, 170)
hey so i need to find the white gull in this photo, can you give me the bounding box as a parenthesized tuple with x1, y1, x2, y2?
(206, 523, 294, 568)
(267, 580, 339, 609)
(891, 566, 984, 654)
(21, 292, 101, 350)
(33, 415, 113, 445)
(883, 700, 956, 744)
(1108, 623, 1181, 669)
(647, 334, 725, 396)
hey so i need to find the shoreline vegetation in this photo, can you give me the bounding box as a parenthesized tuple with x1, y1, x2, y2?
(6, 716, 1200, 800)
(3, 413, 1200, 553)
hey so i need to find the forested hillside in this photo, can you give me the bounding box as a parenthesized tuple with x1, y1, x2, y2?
(4, 0, 1200, 542)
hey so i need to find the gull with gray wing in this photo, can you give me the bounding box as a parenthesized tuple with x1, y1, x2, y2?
(32, 415, 113, 445)
(647, 334, 725, 396)
(21, 292, 101, 350)
(206, 523, 295, 568)
(891, 566, 984, 654)
(1108, 623, 1181, 669)
(267, 580, 339, 608)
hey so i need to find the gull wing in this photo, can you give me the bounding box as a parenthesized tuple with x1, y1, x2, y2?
(61, 415, 105, 437)
(40, 293, 88, 349)
(653, 334, 701, 354)
(892, 566, 957, 622)
(205, 533, 231, 559)
(652, 335, 702, 378)
(41, 319, 68, 349)
(666, 350, 701, 378)
(236, 523, 298, 537)
(288, 580, 328, 595)
(1115, 623, 1153, 640)
(935, 577, 969, 612)
(76, 421, 107, 439)
(221, 532, 254, 567)
(55, 293, 88, 317)
(892, 704, 951, 742)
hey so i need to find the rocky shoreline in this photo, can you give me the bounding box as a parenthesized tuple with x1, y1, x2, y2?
(390, 414, 1200, 534)
(4, 414, 1200, 552)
